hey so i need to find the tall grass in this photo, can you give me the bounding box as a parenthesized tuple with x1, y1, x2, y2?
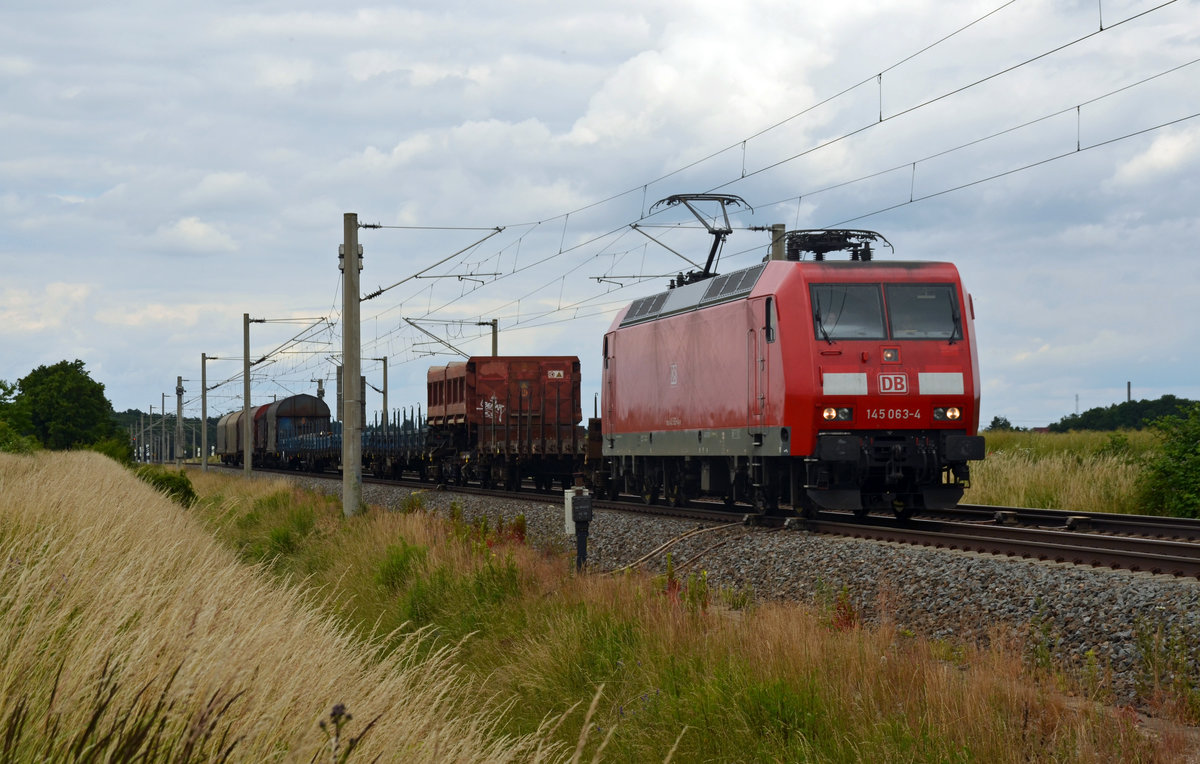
(967, 430, 1156, 512)
(0, 452, 559, 761)
(180, 468, 1191, 762)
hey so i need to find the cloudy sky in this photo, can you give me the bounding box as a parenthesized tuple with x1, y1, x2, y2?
(2, 0, 1197, 430)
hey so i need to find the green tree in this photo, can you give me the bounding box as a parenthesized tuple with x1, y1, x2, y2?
(986, 415, 1016, 431)
(1048, 395, 1196, 432)
(0, 419, 38, 454)
(1137, 403, 1200, 518)
(17, 360, 118, 450)
(0, 379, 32, 433)
(0, 379, 37, 453)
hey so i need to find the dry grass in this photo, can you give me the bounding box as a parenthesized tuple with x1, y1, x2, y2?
(0, 452, 562, 762)
(968, 451, 1143, 511)
(966, 430, 1153, 512)
(475, 562, 1190, 761)
(7, 452, 1190, 761)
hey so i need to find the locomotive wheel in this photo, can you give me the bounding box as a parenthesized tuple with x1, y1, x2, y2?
(664, 463, 689, 508)
(667, 485, 688, 508)
(641, 476, 660, 505)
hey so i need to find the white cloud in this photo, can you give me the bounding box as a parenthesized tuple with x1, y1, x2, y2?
(148, 217, 237, 254)
(345, 50, 407, 82)
(0, 55, 33, 76)
(95, 302, 206, 329)
(1109, 127, 1200, 186)
(253, 56, 316, 90)
(184, 171, 274, 206)
(0, 283, 92, 333)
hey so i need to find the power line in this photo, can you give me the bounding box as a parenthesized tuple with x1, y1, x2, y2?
(260, 1, 1190, 390)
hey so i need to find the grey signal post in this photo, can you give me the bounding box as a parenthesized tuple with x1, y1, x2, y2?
(342, 213, 363, 517)
(370, 356, 388, 431)
(477, 319, 498, 356)
(200, 353, 218, 472)
(175, 376, 184, 468)
(201, 354, 208, 471)
(243, 314, 251, 474)
(161, 392, 166, 463)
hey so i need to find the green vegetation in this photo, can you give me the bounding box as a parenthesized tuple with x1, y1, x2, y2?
(15, 359, 119, 449)
(0, 418, 38, 454)
(8, 446, 1197, 761)
(178, 469, 1194, 761)
(134, 464, 199, 508)
(0, 359, 126, 455)
(1136, 402, 1200, 518)
(1047, 394, 1196, 432)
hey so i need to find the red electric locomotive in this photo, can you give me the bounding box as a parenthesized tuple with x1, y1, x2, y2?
(600, 208, 984, 517)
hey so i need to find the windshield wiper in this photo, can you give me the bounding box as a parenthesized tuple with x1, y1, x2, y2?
(814, 308, 834, 344)
(948, 297, 961, 345)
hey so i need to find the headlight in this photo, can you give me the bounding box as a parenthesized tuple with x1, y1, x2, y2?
(823, 407, 853, 421)
(933, 407, 962, 421)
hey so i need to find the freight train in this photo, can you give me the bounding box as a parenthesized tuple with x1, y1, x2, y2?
(216, 208, 984, 518)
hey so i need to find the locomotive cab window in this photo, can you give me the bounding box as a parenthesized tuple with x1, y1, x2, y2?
(885, 284, 963, 341)
(764, 297, 777, 343)
(811, 284, 885, 341)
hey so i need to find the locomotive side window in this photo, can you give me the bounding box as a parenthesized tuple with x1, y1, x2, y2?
(811, 284, 885, 341)
(765, 297, 777, 343)
(885, 284, 963, 340)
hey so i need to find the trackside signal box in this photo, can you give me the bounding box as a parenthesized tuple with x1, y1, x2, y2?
(565, 488, 592, 572)
(564, 488, 592, 533)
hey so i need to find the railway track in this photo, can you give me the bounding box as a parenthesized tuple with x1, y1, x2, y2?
(212, 465, 1200, 579)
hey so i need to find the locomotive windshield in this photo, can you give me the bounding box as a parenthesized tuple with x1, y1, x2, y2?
(811, 283, 962, 342)
(811, 284, 886, 341)
(886, 284, 962, 340)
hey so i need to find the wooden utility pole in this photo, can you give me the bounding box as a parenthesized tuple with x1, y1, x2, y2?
(342, 213, 363, 516)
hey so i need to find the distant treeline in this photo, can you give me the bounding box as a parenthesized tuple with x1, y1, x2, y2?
(1047, 394, 1197, 432)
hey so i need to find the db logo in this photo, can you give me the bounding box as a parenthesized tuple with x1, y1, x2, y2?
(879, 373, 908, 395)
